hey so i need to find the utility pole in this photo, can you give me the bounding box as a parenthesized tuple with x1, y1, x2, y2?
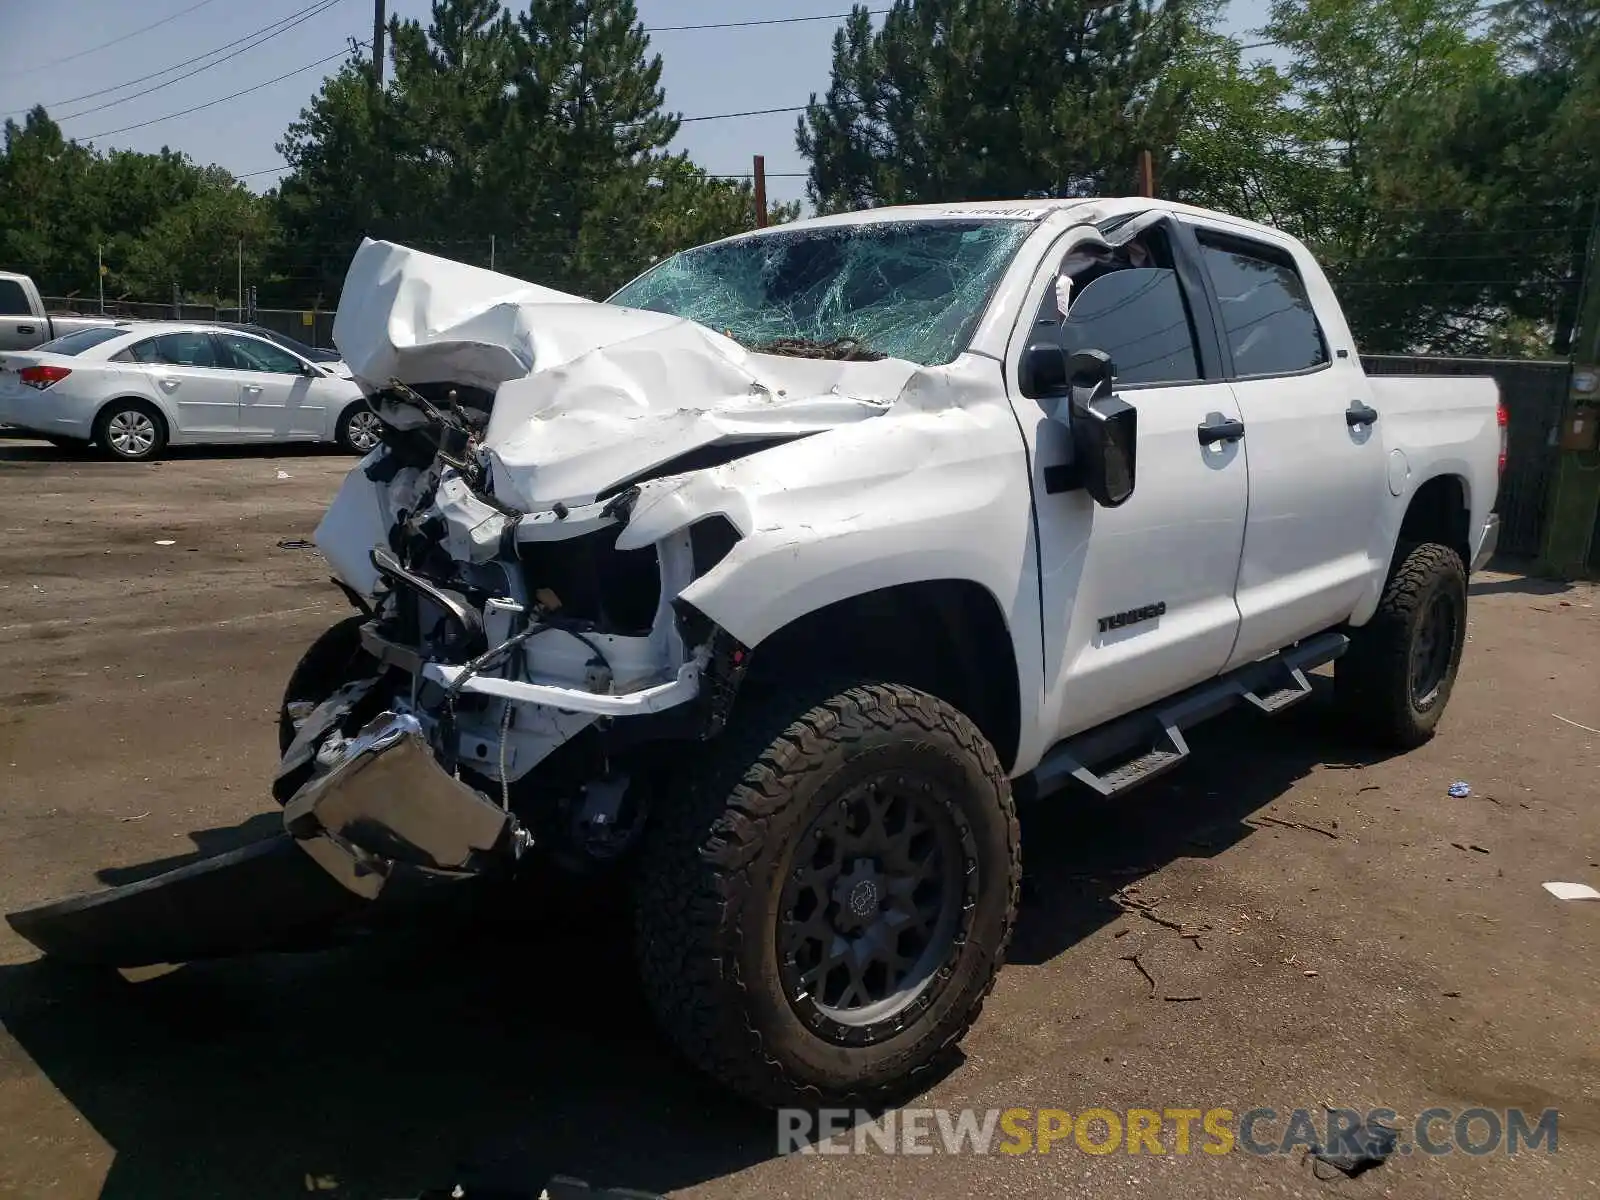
(97, 244, 104, 314)
(237, 239, 244, 321)
(490, 234, 496, 271)
(753, 155, 768, 228)
(1137, 149, 1155, 199)
(1539, 203, 1600, 577)
(372, 0, 386, 87)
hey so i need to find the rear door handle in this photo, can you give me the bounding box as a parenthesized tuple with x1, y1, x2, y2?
(1198, 417, 1245, 445)
(1347, 401, 1379, 427)
(17, 325, 34, 335)
(243, 385, 262, 394)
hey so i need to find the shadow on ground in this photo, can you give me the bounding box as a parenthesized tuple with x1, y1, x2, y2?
(0, 688, 1393, 1199)
(0, 437, 352, 464)
(1467, 555, 1577, 597)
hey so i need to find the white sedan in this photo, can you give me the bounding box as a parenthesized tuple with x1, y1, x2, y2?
(0, 323, 382, 461)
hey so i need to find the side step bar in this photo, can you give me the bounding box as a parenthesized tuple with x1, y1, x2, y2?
(1026, 630, 1349, 800)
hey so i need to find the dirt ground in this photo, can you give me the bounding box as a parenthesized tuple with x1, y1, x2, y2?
(0, 435, 1596, 1200)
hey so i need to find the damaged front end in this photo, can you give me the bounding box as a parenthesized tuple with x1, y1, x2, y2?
(275, 376, 760, 898)
(9, 242, 835, 965)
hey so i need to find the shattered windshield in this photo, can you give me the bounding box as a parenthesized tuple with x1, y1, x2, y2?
(608, 219, 1036, 367)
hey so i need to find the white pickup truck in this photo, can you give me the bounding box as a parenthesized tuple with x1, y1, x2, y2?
(0, 271, 118, 352)
(9, 198, 1503, 1109)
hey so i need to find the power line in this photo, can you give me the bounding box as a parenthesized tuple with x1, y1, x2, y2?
(7, 0, 228, 78)
(79, 45, 364, 141)
(649, 9, 889, 32)
(21, 0, 348, 120)
(679, 104, 809, 124)
(50, 0, 350, 124)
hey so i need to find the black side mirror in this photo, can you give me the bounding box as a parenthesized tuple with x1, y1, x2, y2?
(1041, 348, 1138, 508)
(1066, 350, 1137, 508)
(1020, 341, 1069, 399)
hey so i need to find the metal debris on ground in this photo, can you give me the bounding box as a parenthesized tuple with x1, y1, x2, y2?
(1448, 781, 1471, 798)
(1309, 1116, 1399, 1179)
(277, 538, 316, 550)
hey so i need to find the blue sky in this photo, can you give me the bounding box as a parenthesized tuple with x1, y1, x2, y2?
(0, 0, 1273, 208)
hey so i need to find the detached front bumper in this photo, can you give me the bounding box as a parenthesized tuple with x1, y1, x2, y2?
(6, 711, 521, 967)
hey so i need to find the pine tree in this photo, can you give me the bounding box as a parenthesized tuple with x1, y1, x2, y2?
(796, 0, 1210, 212)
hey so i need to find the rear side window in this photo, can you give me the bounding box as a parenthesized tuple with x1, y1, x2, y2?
(1057, 268, 1202, 387)
(36, 327, 126, 356)
(0, 279, 30, 316)
(1197, 238, 1328, 377)
(121, 331, 222, 368)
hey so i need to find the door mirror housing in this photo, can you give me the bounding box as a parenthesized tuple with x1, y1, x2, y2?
(1020, 340, 1069, 399)
(1037, 347, 1138, 508)
(1066, 350, 1137, 508)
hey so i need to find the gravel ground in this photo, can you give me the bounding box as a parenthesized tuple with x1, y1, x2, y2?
(0, 437, 1595, 1199)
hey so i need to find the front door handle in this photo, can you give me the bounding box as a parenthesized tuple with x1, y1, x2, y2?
(1198, 417, 1245, 445)
(243, 385, 263, 394)
(1347, 401, 1379, 427)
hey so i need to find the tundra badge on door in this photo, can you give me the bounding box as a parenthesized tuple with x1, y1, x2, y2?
(1098, 601, 1167, 633)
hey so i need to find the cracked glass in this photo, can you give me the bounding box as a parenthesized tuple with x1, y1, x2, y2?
(608, 219, 1036, 367)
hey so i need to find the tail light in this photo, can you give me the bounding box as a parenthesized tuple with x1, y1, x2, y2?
(19, 365, 71, 391)
(1496, 400, 1508, 477)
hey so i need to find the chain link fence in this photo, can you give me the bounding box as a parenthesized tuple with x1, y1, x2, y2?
(44, 298, 337, 350)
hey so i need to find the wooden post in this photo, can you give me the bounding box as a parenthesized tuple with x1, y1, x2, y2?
(1138, 149, 1154, 199)
(753, 154, 768, 228)
(372, 0, 386, 86)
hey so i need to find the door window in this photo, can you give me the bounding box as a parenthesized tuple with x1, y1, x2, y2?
(1197, 238, 1328, 377)
(0, 280, 31, 316)
(116, 331, 222, 367)
(1055, 268, 1203, 387)
(218, 333, 307, 375)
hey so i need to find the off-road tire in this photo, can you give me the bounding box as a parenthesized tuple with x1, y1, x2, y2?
(1335, 542, 1467, 749)
(277, 615, 374, 755)
(634, 681, 1021, 1109)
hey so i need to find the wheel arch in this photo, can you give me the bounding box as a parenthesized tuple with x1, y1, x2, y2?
(93, 394, 172, 442)
(737, 579, 1024, 773)
(1397, 472, 1471, 568)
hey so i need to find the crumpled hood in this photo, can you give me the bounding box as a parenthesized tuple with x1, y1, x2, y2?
(332, 239, 918, 508)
